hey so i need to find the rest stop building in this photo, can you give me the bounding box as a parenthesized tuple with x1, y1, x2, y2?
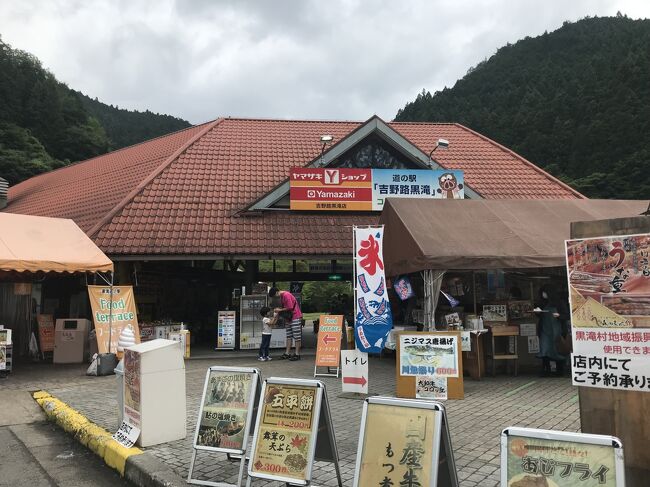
(3, 115, 583, 350)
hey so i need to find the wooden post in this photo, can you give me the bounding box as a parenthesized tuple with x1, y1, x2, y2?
(571, 215, 650, 486)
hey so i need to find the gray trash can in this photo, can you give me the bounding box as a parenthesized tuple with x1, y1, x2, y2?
(114, 359, 124, 424)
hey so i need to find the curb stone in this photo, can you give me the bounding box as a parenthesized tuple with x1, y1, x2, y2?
(32, 390, 185, 487)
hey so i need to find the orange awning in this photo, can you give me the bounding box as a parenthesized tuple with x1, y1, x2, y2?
(0, 213, 113, 273)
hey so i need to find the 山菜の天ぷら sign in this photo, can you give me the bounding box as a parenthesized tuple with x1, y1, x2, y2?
(354, 226, 393, 353)
(88, 285, 140, 354)
(289, 168, 464, 211)
(566, 233, 650, 392)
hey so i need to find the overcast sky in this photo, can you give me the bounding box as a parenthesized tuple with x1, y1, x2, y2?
(1, 1, 649, 124)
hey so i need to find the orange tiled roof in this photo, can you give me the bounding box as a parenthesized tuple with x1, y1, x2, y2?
(5, 117, 583, 257)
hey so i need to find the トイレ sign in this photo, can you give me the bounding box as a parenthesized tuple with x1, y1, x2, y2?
(341, 349, 369, 394)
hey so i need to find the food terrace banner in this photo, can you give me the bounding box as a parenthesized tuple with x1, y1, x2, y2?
(290, 168, 464, 211)
(566, 233, 650, 392)
(354, 226, 392, 353)
(88, 285, 140, 354)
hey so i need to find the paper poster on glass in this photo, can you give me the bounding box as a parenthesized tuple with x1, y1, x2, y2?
(354, 400, 442, 487)
(195, 369, 255, 452)
(416, 376, 448, 400)
(572, 353, 650, 392)
(354, 226, 393, 353)
(399, 334, 459, 377)
(250, 384, 318, 482)
(501, 427, 625, 487)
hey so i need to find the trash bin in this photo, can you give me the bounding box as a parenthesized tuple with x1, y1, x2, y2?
(114, 359, 124, 424)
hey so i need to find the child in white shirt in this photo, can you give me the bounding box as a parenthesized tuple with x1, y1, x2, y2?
(258, 307, 277, 361)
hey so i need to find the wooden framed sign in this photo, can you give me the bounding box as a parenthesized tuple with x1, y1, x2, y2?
(188, 366, 262, 487)
(246, 378, 342, 486)
(353, 396, 458, 487)
(501, 427, 625, 487)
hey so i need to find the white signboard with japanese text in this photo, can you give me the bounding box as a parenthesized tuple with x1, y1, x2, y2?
(527, 336, 540, 354)
(519, 323, 537, 337)
(341, 350, 369, 394)
(416, 376, 448, 400)
(566, 232, 650, 393)
(399, 334, 459, 378)
(113, 421, 140, 449)
(460, 331, 471, 352)
(572, 353, 650, 392)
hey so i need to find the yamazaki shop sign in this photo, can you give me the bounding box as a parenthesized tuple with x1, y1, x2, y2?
(289, 167, 464, 211)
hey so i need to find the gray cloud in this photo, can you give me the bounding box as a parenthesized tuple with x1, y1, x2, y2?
(0, 0, 648, 124)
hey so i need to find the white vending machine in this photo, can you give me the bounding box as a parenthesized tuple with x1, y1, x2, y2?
(122, 339, 186, 447)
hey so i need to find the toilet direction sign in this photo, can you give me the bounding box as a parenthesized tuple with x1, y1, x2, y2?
(341, 350, 368, 394)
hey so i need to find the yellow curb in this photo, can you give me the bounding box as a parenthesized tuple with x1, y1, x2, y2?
(33, 390, 142, 475)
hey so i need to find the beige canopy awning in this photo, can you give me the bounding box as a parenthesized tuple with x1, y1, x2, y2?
(380, 198, 649, 275)
(0, 213, 113, 273)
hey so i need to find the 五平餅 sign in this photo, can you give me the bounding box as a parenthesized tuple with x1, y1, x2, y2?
(289, 168, 464, 211)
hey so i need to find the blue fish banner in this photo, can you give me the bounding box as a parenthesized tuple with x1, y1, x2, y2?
(354, 226, 393, 353)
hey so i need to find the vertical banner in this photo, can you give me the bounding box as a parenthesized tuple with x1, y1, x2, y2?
(123, 349, 141, 428)
(354, 226, 393, 353)
(87, 285, 140, 354)
(315, 315, 343, 367)
(566, 233, 650, 392)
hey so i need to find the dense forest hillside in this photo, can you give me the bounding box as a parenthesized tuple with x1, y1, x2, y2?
(0, 37, 190, 185)
(396, 16, 650, 199)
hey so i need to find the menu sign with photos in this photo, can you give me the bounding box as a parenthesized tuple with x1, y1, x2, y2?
(250, 383, 319, 482)
(566, 233, 650, 392)
(501, 427, 625, 487)
(194, 368, 257, 452)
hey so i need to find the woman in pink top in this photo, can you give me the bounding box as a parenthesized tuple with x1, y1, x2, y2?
(269, 287, 303, 361)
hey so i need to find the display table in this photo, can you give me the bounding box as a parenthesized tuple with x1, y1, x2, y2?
(462, 330, 488, 380)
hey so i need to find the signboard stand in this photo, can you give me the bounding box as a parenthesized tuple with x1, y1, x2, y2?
(216, 311, 236, 351)
(352, 396, 458, 487)
(246, 378, 342, 487)
(188, 367, 262, 487)
(313, 315, 343, 378)
(501, 427, 625, 487)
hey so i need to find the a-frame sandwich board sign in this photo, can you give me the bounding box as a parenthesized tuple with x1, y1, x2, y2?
(245, 377, 343, 486)
(313, 315, 343, 378)
(353, 396, 459, 487)
(188, 366, 262, 487)
(501, 427, 625, 487)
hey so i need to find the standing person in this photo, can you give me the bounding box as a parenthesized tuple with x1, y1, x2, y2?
(534, 286, 567, 377)
(258, 307, 276, 361)
(269, 287, 303, 361)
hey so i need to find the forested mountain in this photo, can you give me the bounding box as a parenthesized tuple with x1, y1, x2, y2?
(396, 16, 650, 199)
(0, 37, 190, 185)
